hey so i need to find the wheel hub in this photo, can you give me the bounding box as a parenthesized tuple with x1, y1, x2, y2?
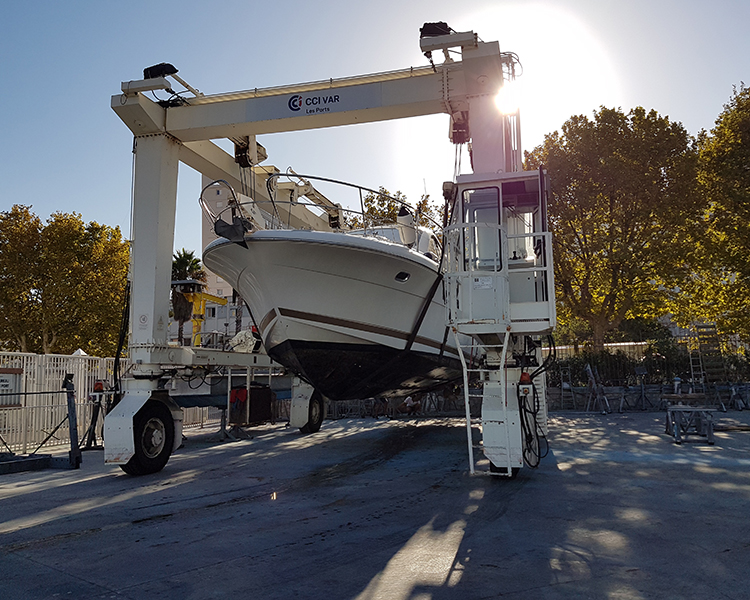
(142, 417, 166, 458)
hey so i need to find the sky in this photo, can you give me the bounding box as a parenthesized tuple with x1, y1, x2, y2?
(1, 0, 748, 255)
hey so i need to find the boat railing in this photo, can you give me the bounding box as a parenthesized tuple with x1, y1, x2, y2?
(199, 178, 250, 230)
(264, 172, 443, 235)
(199, 175, 444, 253)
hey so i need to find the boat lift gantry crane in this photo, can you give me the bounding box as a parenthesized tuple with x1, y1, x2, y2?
(105, 23, 556, 475)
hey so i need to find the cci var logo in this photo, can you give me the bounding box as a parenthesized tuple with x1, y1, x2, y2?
(288, 95, 303, 111)
(287, 93, 341, 114)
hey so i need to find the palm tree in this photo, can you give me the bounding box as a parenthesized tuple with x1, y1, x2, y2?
(171, 249, 206, 345)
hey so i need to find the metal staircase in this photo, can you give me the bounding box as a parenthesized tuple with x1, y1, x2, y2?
(453, 333, 517, 475)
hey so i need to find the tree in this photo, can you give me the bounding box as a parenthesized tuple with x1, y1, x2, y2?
(0, 206, 42, 352)
(526, 107, 702, 350)
(171, 248, 207, 345)
(700, 85, 750, 276)
(414, 193, 445, 237)
(686, 84, 750, 339)
(172, 248, 206, 282)
(0, 205, 129, 355)
(67, 219, 131, 356)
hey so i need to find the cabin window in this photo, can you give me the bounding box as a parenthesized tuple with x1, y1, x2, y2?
(502, 179, 542, 266)
(462, 187, 501, 271)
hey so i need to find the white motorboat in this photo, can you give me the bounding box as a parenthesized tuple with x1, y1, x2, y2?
(202, 223, 464, 401)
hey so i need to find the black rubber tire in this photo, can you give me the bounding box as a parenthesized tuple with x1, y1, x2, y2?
(489, 462, 519, 479)
(299, 391, 324, 434)
(120, 400, 175, 475)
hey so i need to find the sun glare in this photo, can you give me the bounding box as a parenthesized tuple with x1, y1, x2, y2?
(390, 3, 624, 209)
(455, 3, 624, 149)
(495, 79, 521, 115)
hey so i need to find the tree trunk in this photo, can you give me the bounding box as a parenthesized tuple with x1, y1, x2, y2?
(42, 330, 57, 355)
(172, 291, 192, 346)
(591, 322, 607, 352)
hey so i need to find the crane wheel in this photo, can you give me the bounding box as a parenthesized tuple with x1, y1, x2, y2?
(120, 400, 175, 475)
(300, 391, 324, 434)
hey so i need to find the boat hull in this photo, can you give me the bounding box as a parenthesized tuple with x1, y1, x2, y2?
(203, 230, 462, 400)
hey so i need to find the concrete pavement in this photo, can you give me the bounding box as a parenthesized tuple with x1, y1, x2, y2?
(1, 411, 749, 599)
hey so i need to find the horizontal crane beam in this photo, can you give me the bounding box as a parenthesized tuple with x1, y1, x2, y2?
(164, 66, 464, 141)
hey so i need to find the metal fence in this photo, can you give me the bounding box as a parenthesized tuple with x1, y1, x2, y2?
(551, 336, 750, 388)
(0, 352, 115, 406)
(0, 352, 114, 453)
(0, 400, 226, 454)
(555, 341, 651, 362)
(546, 333, 750, 411)
(0, 352, 228, 454)
(1, 392, 95, 454)
(182, 406, 223, 430)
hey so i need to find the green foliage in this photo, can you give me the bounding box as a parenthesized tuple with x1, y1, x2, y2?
(172, 248, 207, 282)
(0, 206, 42, 353)
(526, 107, 702, 349)
(0, 205, 129, 355)
(724, 352, 750, 381)
(678, 84, 750, 339)
(415, 194, 445, 237)
(700, 84, 750, 279)
(347, 187, 404, 227)
(551, 305, 591, 348)
(605, 317, 673, 344)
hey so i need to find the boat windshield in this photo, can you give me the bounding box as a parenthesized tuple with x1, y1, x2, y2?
(348, 225, 440, 257)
